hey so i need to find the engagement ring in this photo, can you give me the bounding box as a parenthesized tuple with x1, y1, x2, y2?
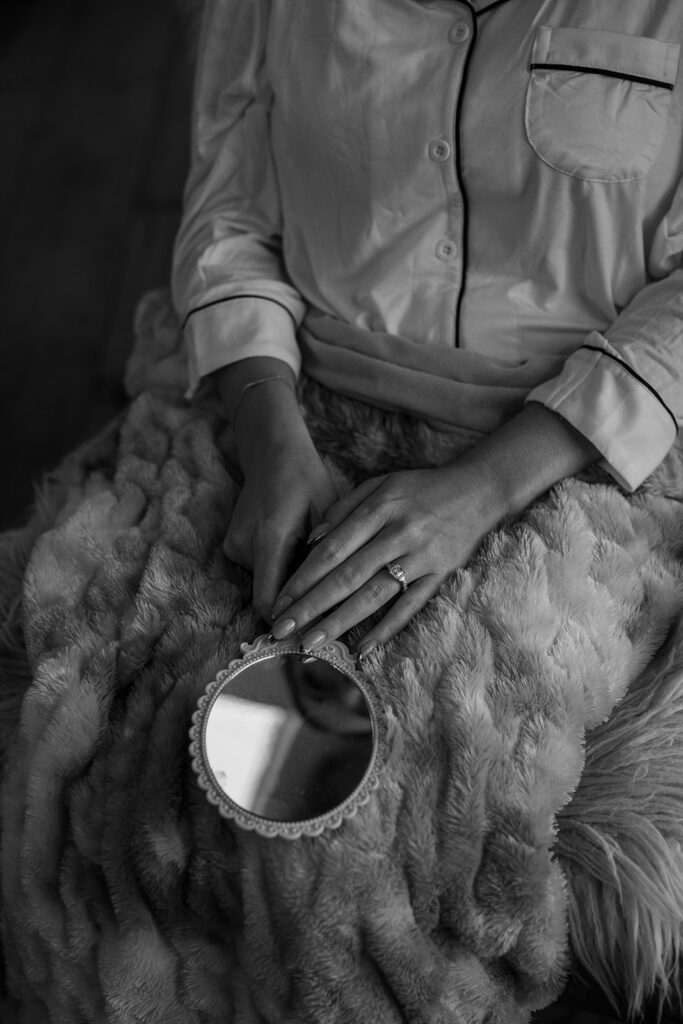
(385, 562, 409, 592)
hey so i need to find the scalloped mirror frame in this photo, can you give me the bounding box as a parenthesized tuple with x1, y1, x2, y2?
(189, 633, 385, 839)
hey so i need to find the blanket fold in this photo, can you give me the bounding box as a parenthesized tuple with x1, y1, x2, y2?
(1, 289, 683, 1023)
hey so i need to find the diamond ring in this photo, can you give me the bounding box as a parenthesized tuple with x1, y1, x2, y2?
(385, 561, 409, 593)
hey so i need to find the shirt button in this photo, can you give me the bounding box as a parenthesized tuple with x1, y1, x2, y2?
(428, 138, 451, 163)
(449, 20, 472, 43)
(435, 238, 457, 261)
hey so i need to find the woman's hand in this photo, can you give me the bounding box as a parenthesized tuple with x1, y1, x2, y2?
(268, 458, 502, 657)
(225, 432, 338, 619)
(270, 403, 599, 656)
(215, 358, 338, 620)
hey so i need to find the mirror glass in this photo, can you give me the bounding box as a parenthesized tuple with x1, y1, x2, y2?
(190, 636, 382, 838)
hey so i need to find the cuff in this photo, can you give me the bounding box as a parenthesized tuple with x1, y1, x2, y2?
(183, 296, 302, 398)
(525, 331, 678, 491)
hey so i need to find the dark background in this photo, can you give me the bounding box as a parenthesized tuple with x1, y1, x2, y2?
(0, 0, 193, 530)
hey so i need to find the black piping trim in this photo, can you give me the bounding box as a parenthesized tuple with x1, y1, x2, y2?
(182, 294, 299, 331)
(580, 344, 679, 433)
(529, 63, 674, 91)
(476, 0, 516, 17)
(452, 12, 478, 347)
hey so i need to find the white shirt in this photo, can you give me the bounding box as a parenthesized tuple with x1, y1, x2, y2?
(172, 0, 683, 491)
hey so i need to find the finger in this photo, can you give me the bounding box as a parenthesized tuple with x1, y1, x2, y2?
(306, 477, 385, 543)
(309, 476, 341, 525)
(356, 575, 443, 657)
(297, 566, 407, 650)
(282, 557, 421, 643)
(272, 526, 403, 638)
(277, 491, 391, 615)
(252, 531, 300, 620)
(223, 524, 247, 563)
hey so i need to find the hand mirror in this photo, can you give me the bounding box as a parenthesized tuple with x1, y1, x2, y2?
(189, 634, 384, 839)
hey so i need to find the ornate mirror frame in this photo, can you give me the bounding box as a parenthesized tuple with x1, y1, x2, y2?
(189, 634, 385, 839)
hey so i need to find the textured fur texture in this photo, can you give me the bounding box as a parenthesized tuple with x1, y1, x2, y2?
(557, 617, 683, 1019)
(1, 290, 682, 1023)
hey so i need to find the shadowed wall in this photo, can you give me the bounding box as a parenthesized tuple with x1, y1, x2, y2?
(0, 0, 192, 529)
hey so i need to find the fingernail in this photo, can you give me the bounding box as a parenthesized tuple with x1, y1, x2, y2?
(271, 618, 297, 640)
(307, 523, 331, 545)
(357, 641, 378, 662)
(271, 594, 293, 619)
(301, 629, 327, 651)
(267, 633, 275, 643)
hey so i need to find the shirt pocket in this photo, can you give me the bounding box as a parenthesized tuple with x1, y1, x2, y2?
(524, 26, 679, 182)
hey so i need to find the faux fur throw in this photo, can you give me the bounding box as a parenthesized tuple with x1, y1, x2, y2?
(2, 290, 683, 1023)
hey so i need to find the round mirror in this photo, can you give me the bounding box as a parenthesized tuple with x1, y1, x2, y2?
(189, 634, 384, 839)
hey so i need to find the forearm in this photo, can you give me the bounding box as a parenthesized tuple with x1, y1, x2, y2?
(214, 357, 296, 420)
(525, 272, 682, 493)
(461, 402, 600, 524)
(216, 356, 339, 612)
(213, 357, 311, 472)
(172, 0, 305, 400)
(171, 0, 305, 332)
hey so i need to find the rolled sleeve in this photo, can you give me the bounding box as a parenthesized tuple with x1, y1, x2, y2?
(185, 296, 302, 397)
(526, 331, 678, 491)
(172, 0, 305, 395)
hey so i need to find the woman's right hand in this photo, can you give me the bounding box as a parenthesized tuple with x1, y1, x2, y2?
(215, 359, 338, 621)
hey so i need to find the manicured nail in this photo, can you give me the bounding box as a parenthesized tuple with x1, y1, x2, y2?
(271, 594, 293, 619)
(307, 523, 331, 545)
(271, 618, 297, 640)
(301, 629, 327, 651)
(357, 641, 378, 662)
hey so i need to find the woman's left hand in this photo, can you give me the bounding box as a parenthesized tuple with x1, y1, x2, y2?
(268, 456, 504, 658)
(268, 404, 601, 657)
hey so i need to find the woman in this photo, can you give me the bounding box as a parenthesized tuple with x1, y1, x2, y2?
(173, 0, 682, 658)
(3, 5, 683, 1020)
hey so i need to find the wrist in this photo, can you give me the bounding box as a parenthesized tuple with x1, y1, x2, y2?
(211, 357, 304, 463)
(221, 374, 314, 476)
(237, 386, 308, 464)
(232, 375, 294, 428)
(471, 403, 600, 519)
(212, 357, 297, 419)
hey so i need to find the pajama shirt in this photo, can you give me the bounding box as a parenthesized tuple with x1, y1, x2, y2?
(172, 0, 683, 490)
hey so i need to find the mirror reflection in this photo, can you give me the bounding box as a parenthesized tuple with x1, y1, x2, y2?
(204, 652, 374, 822)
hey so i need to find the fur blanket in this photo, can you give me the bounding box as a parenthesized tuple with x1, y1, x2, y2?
(1, 290, 683, 1023)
